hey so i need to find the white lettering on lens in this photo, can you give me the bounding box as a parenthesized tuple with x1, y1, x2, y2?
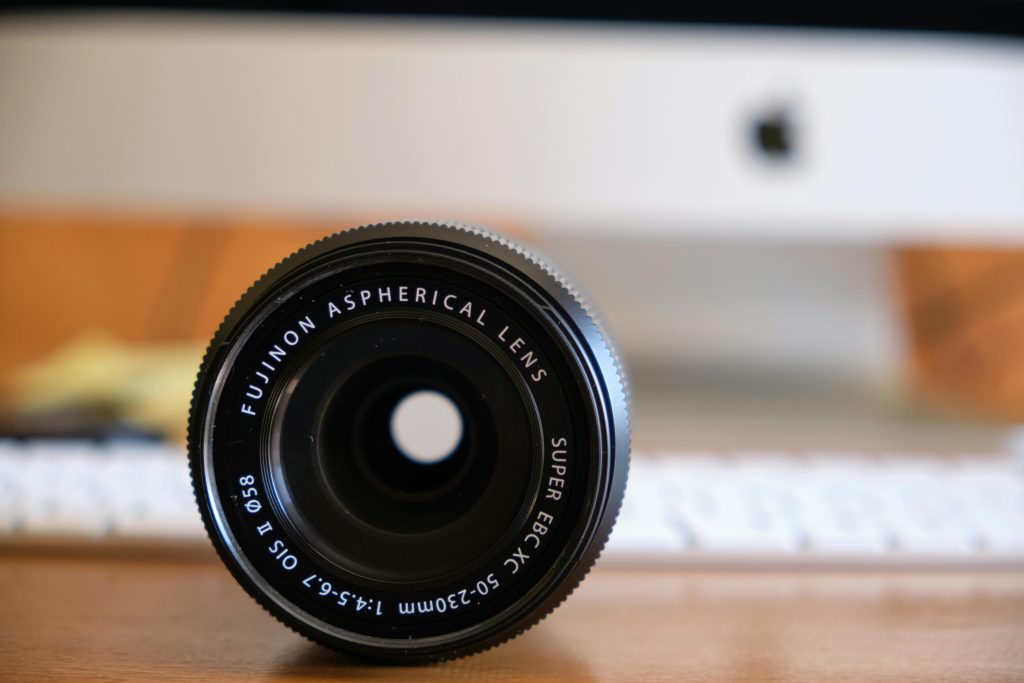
(547, 438, 568, 500)
(240, 317, 318, 416)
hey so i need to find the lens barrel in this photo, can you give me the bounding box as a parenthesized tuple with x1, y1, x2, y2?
(188, 221, 629, 661)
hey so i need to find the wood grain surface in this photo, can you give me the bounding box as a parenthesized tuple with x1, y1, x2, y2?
(1, 552, 1022, 682)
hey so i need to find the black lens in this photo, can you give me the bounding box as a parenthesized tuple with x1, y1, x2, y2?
(188, 221, 629, 662)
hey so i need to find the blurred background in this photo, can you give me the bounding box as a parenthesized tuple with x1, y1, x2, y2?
(1, 3, 1023, 564)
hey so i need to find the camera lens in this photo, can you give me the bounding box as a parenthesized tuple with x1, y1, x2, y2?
(188, 221, 629, 661)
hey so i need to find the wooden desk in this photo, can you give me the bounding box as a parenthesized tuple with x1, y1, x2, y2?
(1, 552, 1022, 682)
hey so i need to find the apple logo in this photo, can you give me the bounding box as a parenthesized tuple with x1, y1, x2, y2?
(752, 108, 796, 161)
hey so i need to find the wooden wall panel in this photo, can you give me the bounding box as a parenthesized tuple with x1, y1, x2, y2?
(0, 211, 529, 388)
(0, 212, 328, 383)
(894, 245, 1024, 421)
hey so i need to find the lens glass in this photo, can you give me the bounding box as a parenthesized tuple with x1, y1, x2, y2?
(268, 311, 539, 587)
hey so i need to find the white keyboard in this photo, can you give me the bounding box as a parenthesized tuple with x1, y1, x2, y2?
(1, 439, 1022, 566)
(607, 451, 1024, 566)
(0, 440, 200, 540)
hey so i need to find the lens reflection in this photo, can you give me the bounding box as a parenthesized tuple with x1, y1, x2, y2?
(389, 389, 464, 465)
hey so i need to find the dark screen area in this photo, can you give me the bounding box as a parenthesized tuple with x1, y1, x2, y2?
(3, 1, 1024, 37)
